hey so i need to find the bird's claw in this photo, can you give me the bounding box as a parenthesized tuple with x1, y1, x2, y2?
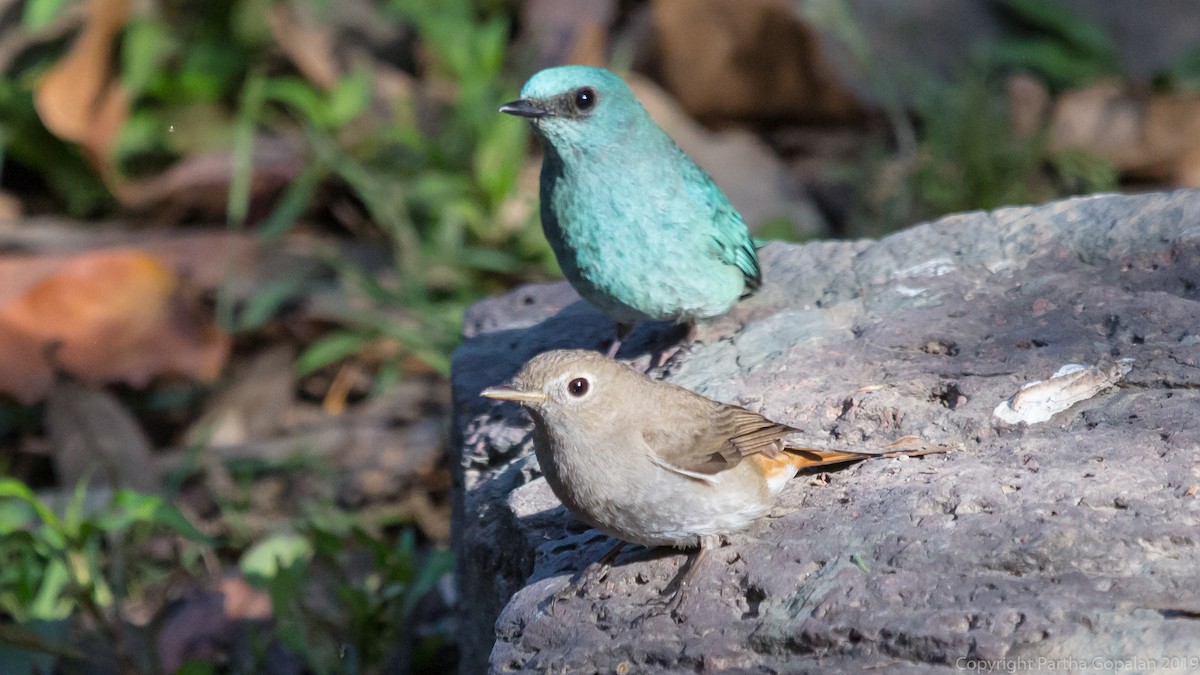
(546, 555, 618, 614)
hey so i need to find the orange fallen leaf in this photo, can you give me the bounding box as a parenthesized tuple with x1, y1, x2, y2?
(0, 250, 230, 404)
(0, 231, 261, 303)
(220, 576, 272, 620)
(33, 0, 130, 168)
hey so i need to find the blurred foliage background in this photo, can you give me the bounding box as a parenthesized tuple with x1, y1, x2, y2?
(0, 0, 1198, 672)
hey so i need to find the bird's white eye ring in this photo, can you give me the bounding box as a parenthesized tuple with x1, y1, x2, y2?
(567, 377, 590, 397)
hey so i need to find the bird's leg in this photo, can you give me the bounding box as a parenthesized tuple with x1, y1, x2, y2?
(662, 534, 717, 621)
(651, 322, 699, 373)
(549, 539, 627, 612)
(605, 322, 633, 359)
(579, 539, 627, 584)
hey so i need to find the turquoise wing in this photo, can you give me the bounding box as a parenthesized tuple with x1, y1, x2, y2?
(680, 157, 762, 290)
(711, 197, 762, 290)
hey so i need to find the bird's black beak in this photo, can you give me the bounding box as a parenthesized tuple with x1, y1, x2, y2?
(499, 99, 549, 119)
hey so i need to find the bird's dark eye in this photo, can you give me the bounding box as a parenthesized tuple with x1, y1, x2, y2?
(567, 377, 590, 397)
(573, 87, 596, 112)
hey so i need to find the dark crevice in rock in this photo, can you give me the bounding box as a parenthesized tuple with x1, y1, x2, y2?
(742, 585, 767, 620)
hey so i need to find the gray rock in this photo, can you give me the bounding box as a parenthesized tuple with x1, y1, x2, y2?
(451, 191, 1200, 674)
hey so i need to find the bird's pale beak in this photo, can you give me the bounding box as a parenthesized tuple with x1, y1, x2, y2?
(481, 384, 546, 403)
(499, 99, 548, 119)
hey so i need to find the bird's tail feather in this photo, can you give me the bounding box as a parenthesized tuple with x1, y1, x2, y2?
(784, 437, 948, 471)
(784, 448, 874, 470)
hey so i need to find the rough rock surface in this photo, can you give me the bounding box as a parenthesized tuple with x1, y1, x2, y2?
(451, 191, 1200, 674)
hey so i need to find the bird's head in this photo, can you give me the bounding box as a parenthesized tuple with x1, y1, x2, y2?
(480, 349, 634, 431)
(499, 66, 646, 150)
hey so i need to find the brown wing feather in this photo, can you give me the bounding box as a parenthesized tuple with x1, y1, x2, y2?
(644, 402, 798, 477)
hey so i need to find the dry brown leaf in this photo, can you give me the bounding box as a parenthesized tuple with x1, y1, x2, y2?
(34, 0, 304, 218)
(0, 249, 230, 403)
(268, 0, 341, 90)
(652, 0, 862, 123)
(1006, 74, 1051, 139)
(993, 358, 1134, 425)
(183, 345, 297, 448)
(138, 232, 260, 290)
(0, 191, 22, 222)
(1048, 79, 1200, 187)
(45, 379, 159, 493)
(112, 135, 305, 217)
(33, 0, 130, 167)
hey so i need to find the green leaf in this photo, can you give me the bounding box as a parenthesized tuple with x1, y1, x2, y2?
(327, 67, 372, 128)
(256, 162, 323, 240)
(999, 0, 1115, 58)
(240, 532, 314, 585)
(372, 361, 401, 397)
(28, 558, 71, 621)
(309, 129, 419, 274)
(0, 480, 62, 531)
(35, 524, 66, 552)
(115, 109, 171, 164)
(21, 0, 68, 31)
(61, 479, 91, 540)
(458, 245, 520, 274)
(122, 18, 176, 100)
(989, 40, 1113, 89)
(992, 0, 1119, 89)
(0, 499, 36, 535)
(296, 332, 373, 375)
(261, 77, 329, 128)
(399, 548, 452, 620)
(231, 0, 275, 46)
(472, 17, 510, 81)
(1157, 45, 1200, 92)
(473, 114, 526, 206)
(228, 72, 267, 229)
(96, 491, 210, 543)
(237, 275, 311, 332)
(80, 542, 114, 608)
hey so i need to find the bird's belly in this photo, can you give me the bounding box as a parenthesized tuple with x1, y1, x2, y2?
(549, 210, 744, 324)
(567, 250, 746, 325)
(554, 457, 792, 549)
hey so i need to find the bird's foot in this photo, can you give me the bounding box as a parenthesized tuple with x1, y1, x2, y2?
(547, 540, 626, 615)
(649, 325, 700, 375)
(657, 583, 693, 623)
(603, 322, 634, 359)
(603, 338, 623, 359)
(645, 537, 715, 623)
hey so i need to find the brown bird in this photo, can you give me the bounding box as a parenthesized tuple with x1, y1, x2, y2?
(481, 349, 937, 609)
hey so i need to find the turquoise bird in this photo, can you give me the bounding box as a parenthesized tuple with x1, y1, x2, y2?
(500, 65, 761, 358)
